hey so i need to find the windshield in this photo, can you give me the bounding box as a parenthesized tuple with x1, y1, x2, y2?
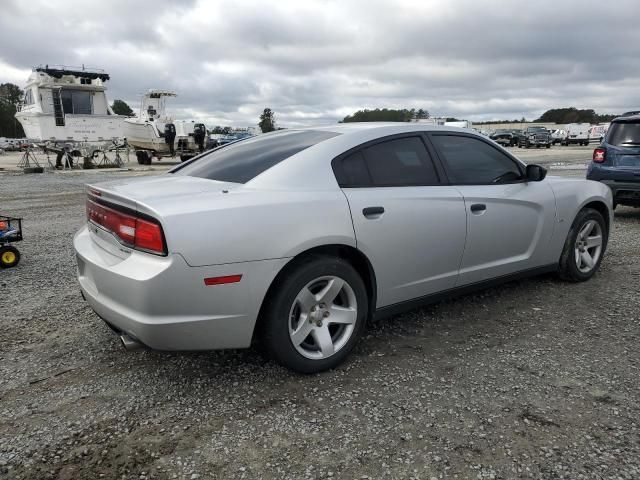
(529, 127, 547, 132)
(172, 130, 340, 183)
(607, 121, 640, 146)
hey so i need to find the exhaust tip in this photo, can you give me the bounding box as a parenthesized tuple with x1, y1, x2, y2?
(120, 334, 143, 351)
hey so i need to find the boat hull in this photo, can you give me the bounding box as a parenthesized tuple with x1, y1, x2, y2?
(123, 120, 171, 153)
(15, 111, 124, 143)
(123, 119, 198, 154)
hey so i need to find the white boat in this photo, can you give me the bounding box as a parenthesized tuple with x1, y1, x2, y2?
(123, 90, 176, 152)
(14, 65, 124, 144)
(123, 90, 207, 161)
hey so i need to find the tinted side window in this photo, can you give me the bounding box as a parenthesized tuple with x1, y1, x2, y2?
(362, 136, 439, 186)
(336, 151, 371, 186)
(431, 135, 523, 184)
(174, 130, 339, 184)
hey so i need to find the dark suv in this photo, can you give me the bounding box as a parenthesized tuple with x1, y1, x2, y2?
(587, 114, 640, 208)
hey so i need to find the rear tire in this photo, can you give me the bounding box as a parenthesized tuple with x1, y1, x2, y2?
(261, 256, 368, 373)
(0, 245, 20, 268)
(558, 208, 607, 282)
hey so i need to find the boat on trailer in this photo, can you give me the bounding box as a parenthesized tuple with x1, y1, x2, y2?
(15, 65, 124, 147)
(123, 90, 206, 164)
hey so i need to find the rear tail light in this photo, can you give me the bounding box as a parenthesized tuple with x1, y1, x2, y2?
(86, 197, 167, 255)
(593, 148, 606, 163)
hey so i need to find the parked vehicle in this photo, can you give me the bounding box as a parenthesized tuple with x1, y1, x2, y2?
(587, 114, 640, 209)
(550, 129, 566, 145)
(489, 129, 517, 147)
(563, 123, 591, 146)
(75, 124, 612, 373)
(589, 124, 610, 144)
(517, 126, 551, 148)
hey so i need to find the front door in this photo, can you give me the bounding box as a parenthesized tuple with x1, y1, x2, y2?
(429, 133, 556, 285)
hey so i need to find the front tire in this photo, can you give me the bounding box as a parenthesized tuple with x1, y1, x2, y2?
(262, 256, 368, 373)
(558, 208, 607, 282)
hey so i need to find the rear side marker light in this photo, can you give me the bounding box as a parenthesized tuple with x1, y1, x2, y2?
(593, 148, 606, 163)
(204, 275, 243, 286)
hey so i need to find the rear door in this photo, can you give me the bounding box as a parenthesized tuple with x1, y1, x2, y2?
(428, 133, 556, 285)
(333, 134, 467, 308)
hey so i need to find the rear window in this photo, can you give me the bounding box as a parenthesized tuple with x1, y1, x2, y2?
(174, 130, 339, 183)
(607, 122, 640, 147)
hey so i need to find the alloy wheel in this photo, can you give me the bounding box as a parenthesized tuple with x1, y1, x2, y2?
(574, 220, 603, 273)
(288, 276, 358, 360)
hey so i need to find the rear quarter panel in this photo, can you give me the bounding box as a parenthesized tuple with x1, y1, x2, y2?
(144, 189, 356, 267)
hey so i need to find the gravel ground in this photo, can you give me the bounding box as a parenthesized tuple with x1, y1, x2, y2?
(1, 148, 639, 480)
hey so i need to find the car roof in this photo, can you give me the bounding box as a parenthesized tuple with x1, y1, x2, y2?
(291, 122, 471, 136)
(247, 123, 488, 190)
(612, 114, 640, 122)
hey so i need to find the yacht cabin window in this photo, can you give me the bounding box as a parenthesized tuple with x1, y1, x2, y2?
(23, 88, 34, 105)
(61, 89, 92, 115)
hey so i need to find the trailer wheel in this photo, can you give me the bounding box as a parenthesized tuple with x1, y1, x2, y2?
(136, 151, 152, 165)
(0, 245, 20, 268)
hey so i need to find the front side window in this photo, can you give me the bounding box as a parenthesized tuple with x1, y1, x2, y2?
(61, 89, 92, 114)
(431, 135, 523, 184)
(173, 130, 339, 184)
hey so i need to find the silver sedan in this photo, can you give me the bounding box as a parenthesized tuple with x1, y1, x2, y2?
(74, 124, 613, 372)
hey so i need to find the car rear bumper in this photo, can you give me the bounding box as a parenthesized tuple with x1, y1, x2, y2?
(74, 225, 287, 350)
(599, 180, 640, 205)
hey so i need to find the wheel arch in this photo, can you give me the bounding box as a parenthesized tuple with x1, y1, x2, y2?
(252, 244, 377, 342)
(581, 200, 611, 232)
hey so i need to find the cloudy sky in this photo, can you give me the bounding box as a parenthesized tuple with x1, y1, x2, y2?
(1, 0, 639, 127)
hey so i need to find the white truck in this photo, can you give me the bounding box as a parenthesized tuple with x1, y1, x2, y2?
(562, 123, 591, 146)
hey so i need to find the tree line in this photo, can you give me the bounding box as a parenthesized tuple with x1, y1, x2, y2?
(0, 83, 25, 137)
(340, 108, 430, 123)
(533, 107, 618, 124)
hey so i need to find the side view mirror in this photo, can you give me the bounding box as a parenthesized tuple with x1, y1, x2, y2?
(525, 164, 547, 182)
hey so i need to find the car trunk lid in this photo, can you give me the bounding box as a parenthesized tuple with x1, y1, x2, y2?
(86, 175, 239, 216)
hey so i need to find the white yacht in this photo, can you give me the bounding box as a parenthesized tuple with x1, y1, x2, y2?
(15, 65, 124, 144)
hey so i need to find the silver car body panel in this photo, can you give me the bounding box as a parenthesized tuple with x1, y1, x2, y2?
(74, 124, 613, 351)
(343, 186, 466, 306)
(454, 181, 557, 285)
